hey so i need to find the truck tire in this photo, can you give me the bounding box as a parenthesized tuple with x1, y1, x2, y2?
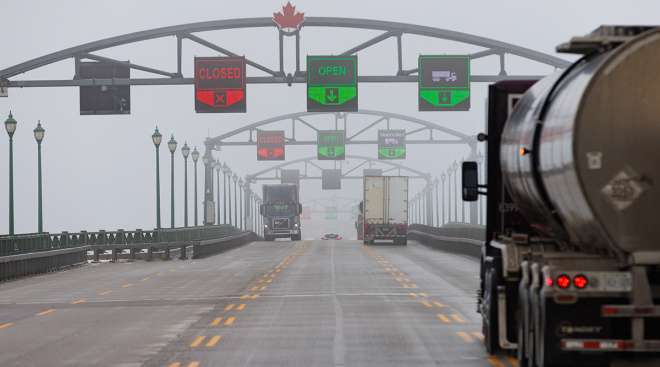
(394, 238, 407, 246)
(292, 233, 301, 241)
(482, 265, 501, 354)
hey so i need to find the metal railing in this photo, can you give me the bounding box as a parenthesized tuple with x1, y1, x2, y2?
(0, 225, 241, 257)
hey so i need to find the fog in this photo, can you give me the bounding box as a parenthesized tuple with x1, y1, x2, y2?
(0, 0, 657, 236)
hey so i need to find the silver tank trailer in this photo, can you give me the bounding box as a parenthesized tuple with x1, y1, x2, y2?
(501, 29, 660, 259)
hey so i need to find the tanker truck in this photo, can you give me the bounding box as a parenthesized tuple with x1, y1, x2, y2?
(462, 26, 660, 367)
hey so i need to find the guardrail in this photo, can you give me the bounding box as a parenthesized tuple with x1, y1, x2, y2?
(0, 225, 255, 282)
(408, 223, 484, 258)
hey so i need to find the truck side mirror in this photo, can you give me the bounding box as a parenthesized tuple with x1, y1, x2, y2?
(259, 204, 265, 216)
(298, 203, 303, 215)
(462, 161, 479, 202)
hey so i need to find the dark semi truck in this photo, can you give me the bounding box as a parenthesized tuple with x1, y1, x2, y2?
(462, 26, 660, 367)
(260, 184, 302, 241)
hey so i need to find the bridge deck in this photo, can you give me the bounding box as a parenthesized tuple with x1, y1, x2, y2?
(0, 240, 508, 367)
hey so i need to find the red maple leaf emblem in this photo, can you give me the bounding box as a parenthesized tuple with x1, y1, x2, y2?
(273, 2, 305, 32)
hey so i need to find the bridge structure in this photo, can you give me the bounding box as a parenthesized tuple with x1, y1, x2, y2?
(0, 8, 571, 367)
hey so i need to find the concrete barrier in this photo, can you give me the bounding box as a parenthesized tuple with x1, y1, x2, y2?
(192, 231, 257, 259)
(408, 224, 484, 259)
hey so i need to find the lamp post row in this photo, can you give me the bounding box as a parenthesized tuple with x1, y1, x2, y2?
(3, 112, 45, 235)
(151, 127, 250, 231)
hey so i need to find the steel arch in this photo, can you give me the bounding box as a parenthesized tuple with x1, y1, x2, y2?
(208, 109, 474, 148)
(0, 16, 569, 87)
(244, 154, 431, 183)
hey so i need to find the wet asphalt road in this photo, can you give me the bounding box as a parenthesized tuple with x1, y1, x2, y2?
(0, 240, 516, 367)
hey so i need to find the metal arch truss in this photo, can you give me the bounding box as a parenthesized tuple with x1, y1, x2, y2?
(0, 17, 569, 88)
(208, 109, 476, 150)
(244, 154, 431, 183)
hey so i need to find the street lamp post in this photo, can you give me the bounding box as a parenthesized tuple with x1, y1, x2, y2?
(215, 160, 221, 225)
(152, 127, 162, 229)
(181, 143, 190, 227)
(191, 147, 200, 226)
(4, 113, 17, 235)
(238, 178, 244, 230)
(223, 164, 232, 226)
(233, 174, 238, 228)
(34, 121, 45, 233)
(440, 173, 446, 226)
(433, 178, 439, 227)
(452, 162, 459, 222)
(168, 135, 178, 228)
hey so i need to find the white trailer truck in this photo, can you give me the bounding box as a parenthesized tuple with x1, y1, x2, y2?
(362, 176, 408, 245)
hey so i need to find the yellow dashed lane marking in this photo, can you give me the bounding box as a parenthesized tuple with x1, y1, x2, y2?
(487, 356, 507, 367)
(236, 303, 246, 311)
(420, 301, 433, 308)
(240, 295, 249, 300)
(456, 331, 474, 343)
(188, 362, 200, 367)
(99, 290, 112, 295)
(433, 301, 445, 308)
(168, 363, 181, 367)
(0, 322, 14, 329)
(190, 336, 206, 348)
(36, 309, 56, 316)
(437, 314, 451, 323)
(224, 316, 236, 326)
(206, 335, 222, 347)
(224, 304, 235, 312)
(250, 286, 259, 291)
(409, 293, 418, 298)
(419, 292, 428, 297)
(472, 332, 485, 341)
(451, 314, 466, 323)
(507, 356, 519, 367)
(71, 299, 86, 305)
(141, 277, 150, 281)
(211, 318, 223, 326)
(121, 283, 133, 288)
(249, 294, 260, 300)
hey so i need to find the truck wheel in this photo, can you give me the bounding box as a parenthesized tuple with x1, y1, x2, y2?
(482, 266, 501, 354)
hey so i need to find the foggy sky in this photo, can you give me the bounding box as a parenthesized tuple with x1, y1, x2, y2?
(0, 0, 657, 234)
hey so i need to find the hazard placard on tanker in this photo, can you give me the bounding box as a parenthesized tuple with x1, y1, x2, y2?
(194, 56, 246, 113)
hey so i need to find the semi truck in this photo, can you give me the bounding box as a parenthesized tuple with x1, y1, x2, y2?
(363, 176, 408, 245)
(260, 184, 302, 241)
(461, 26, 660, 367)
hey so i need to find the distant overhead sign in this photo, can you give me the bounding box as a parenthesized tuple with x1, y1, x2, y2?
(195, 57, 246, 113)
(79, 61, 130, 115)
(256, 130, 285, 161)
(378, 129, 406, 159)
(322, 169, 342, 190)
(307, 56, 358, 112)
(419, 55, 470, 111)
(317, 130, 346, 160)
(281, 169, 300, 186)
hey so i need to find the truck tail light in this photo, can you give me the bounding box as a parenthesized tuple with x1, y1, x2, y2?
(556, 274, 571, 289)
(573, 274, 589, 289)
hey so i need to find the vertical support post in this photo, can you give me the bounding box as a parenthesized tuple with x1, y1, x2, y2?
(184, 155, 188, 227)
(434, 179, 439, 227)
(176, 35, 183, 77)
(425, 178, 433, 226)
(202, 142, 215, 225)
(223, 171, 228, 224)
(37, 140, 43, 233)
(216, 163, 221, 225)
(295, 31, 301, 74)
(278, 31, 284, 74)
(193, 159, 198, 226)
(8, 136, 14, 235)
(396, 34, 403, 75)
